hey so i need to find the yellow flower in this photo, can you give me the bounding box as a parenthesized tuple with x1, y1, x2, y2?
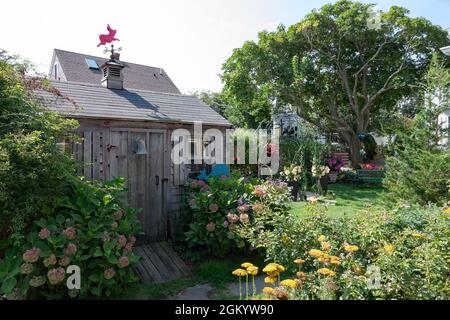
(443, 207, 450, 214)
(264, 276, 277, 284)
(344, 245, 359, 253)
(294, 258, 305, 265)
(280, 279, 299, 289)
(321, 241, 332, 251)
(308, 249, 324, 258)
(232, 268, 247, 277)
(262, 264, 278, 274)
(317, 268, 336, 277)
(318, 235, 326, 242)
(384, 244, 395, 253)
(330, 260, 341, 266)
(262, 287, 275, 295)
(247, 266, 259, 276)
(241, 262, 254, 269)
(412, 233, 426, 239)
(296, 271, 306, 279)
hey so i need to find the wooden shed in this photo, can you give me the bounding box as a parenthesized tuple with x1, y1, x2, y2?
(39, 49, 231, 243)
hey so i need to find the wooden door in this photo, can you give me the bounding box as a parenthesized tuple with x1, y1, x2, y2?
(109, 129, 167, 242)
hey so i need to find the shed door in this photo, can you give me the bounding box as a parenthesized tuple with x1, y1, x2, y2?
(109, 129, 166, 242)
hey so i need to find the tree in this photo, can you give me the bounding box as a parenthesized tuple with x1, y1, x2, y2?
(221, 0, 449, 165)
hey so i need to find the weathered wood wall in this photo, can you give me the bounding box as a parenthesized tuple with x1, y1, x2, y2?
(69, 118, 229, 242)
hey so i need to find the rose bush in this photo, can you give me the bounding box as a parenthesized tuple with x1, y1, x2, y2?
(0, 177, 141, 299)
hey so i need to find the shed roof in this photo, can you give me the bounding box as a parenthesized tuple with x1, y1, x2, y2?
(51, 49, 181, 94)
(37, 81, 231, 126)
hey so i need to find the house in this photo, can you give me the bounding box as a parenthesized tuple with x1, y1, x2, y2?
(39, 49, 231, 243)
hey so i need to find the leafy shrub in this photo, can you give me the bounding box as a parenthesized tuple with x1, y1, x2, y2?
(0, 177, 141, 299)
(0, 50, 78, 246)
(246, 204, 450, 300)
(183, 174, 291, 258)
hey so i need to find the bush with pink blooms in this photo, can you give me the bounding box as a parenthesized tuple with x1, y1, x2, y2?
(0, 177, 141, 299)
(183, 173, 291, 258)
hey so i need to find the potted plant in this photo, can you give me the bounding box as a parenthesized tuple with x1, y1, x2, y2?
(280, 164, 302, 201)
(325, 155, 344, 183)
(312, 164, 330, 195)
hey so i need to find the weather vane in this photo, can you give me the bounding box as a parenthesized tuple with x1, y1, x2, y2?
(97, 24, 122, 60)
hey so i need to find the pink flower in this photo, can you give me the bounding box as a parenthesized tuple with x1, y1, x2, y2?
(39, 228, 51, 240)
(118, 256, 129, 268)
(237, 204, 250, 213)
(188, 199, 197, 208)
(196, 180, 206, 187)
(47, 267, 65, 285)
(128, 236, 137, 245)
(252, 203, 263, 211)
(190, 181, 198, 189)
(23, 247, 41, 263)
(43, 254, 57, 267)
(111, 222, 118, 230)
(209, 204, 219, 213)
(64, 243, 77, 256)
(118, 235, 127, 248)
(253, 187, 266, 197)
(200, 185, 210, 192)
(20, 263, 34, 274)
(239, 213, 249, 224)
(124, 242, 133, 252)
(206, 222, 216, 232)
(113, 209, 125, 220)
(104, 268, 116, 280)
(63, 227, 76, 240)
(226, 212, 240, 223)
(59, 256, 71, 267)
(223, 220, 229, 228)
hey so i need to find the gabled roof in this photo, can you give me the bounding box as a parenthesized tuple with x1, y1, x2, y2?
(37, 81, 231, 126)
(50, 49, 181, 94)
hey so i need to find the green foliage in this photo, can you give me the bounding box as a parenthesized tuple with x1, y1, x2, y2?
(0, 50, 79, 245)
(0, 177, 141, 299)
(183, 175, 291, 258)
(383, 54, 450, 206)
(251, 204, 449, 300)
(221, 0, 449, 163)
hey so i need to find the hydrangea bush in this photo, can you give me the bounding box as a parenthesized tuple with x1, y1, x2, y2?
(0, 177, 141, 299)
(183, 174, 291, 257)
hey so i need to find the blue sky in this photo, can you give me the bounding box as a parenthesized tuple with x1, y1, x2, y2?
(0, 0, 448, 92)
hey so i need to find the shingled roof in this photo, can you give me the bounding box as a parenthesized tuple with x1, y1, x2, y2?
(38, 81, 231, 126)
(50, 49, 181, 94)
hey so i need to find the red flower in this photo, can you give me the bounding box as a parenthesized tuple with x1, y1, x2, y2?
(118, 256, 129, 268)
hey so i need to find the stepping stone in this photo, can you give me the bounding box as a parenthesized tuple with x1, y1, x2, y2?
(175, 284, 213, 300)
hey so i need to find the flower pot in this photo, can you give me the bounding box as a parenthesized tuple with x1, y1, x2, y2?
(287, 181, 299, 201)
(319, 176, 329, 195)
(329, 172, 338, 183)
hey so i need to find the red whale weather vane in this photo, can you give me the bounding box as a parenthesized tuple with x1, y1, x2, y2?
(97, 24, 122, 60)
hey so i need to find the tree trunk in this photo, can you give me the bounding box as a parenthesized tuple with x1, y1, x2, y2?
(348, 135, 363, 168)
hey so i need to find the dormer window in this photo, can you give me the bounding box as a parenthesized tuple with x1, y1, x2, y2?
(54, 64, 58, 80)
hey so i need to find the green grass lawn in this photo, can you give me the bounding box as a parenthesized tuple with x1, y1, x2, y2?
(291, 183, 385, 218)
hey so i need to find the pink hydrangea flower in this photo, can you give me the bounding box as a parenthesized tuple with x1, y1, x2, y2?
(209, 204, 219, 213)
(113, 209, 125, 220)
(124, 242, 133, 252)
(63, 227, 76, 240)
(64, 243, 77, 256)
(239, 213, 249, 224)
(47, 267, 65, 285)
(102, 231, 111, 242)
(223, 220, 229, 228)
(118, 256, 129, 268)
(237, 204, 250, 213)
(29, 276, 46, 288)
(111, 222, 118, 230)
(118, 235, 127, 248)
(196, 180, 206, 187)
(188, 199, 196, 208)
(104, 268, 116, 280)
(38, 228, 51, 240)
(59, 256, 71, 267)
(20, 263, 34, 274)
(43, 254, 57, 267)
(23, 247, 41, 263)
(128, 236, 137, 245)
(206, 222, 216, 232)
(252, 203, 263, 212)
(226, 212, 240, 223)
(253, 187, 266, 197)
(200, 185, 210, 192)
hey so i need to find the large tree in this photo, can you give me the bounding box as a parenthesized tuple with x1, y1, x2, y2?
(221, 0, 449, 165)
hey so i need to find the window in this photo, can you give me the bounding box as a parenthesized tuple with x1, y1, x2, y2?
(85, 58, 99, 70)
(54, 64, 58, 79)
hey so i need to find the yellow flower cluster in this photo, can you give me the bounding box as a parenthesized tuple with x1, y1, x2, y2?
(263, 263, 285, 284)
(294, 258, 305, 265)
(443, 207, 450, 214)
(280, 279, 299, 289)
(411, 233, 426, 239)
(384, 244, 395, 253)
(317, 268, 336, 277)
(344, 245, 359, 253)
(232, 268, 247, 277)
(247, 266, 259, 276)
(308, 249, 324, 258)
(262, 287, 275, 295)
